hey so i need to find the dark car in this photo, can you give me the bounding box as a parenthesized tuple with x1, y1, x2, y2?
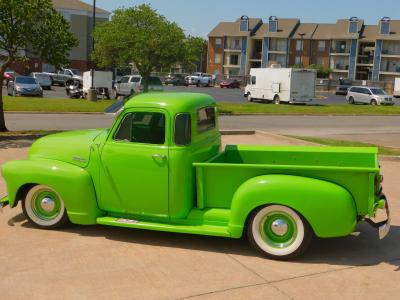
(220, 78, 240, 89)
(336, 78, 352, 95)
(164, 73, 186, 86)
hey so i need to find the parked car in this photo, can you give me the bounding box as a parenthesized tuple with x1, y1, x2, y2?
(7, 76, 43, 97)
(185, 72, 212, 87)
(30, 72, 52, 90)
(220, 78, 240, 88)
(43, 68, 83, 86)
(336, 78, 352, 95)
(164, 73, 186, 86)
(3, 70, 17, 86)
(0, 93, 390, 260)
(113, 75, 163, 98)
(346, 86, 394, 105)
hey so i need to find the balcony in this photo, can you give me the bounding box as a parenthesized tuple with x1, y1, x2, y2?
(380, 58, 400, 74)
(357, 56, 374, 66)
(381, 41, 400, 57)
(330, 41, 351, 55)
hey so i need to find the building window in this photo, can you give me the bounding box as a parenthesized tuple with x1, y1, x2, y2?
(230, 54, 239, 65)
(296, 40, 303, 51)
(316, 57, 324, 66)
(295, 56, 301, 65)
(214, 53, 221, 64)
(215, 38, 222, 48)
(318, 41, 326, 52)
(60, 11, 71, 23)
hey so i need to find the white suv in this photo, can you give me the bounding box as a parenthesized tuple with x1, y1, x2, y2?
(346, 86, 394, 106)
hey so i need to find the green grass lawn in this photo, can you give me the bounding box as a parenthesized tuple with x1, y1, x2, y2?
(289, 136, 400, 156)
(3, 96, 115, 112)
(3, 96, 400, 115)
(217, 102, 400, 115)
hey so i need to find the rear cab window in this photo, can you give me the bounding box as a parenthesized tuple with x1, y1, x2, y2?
(197, 107, 216, 133)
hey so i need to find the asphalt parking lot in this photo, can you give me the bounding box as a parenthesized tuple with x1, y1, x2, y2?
(0, 134, 399, 299)
(3, 84, 400, 105)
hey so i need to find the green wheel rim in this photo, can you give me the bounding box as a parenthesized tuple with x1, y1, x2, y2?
(31, 189, 62, 221)
(260, 212, 297, 249)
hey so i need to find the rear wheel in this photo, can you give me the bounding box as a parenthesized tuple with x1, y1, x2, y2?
(273, 95, 280, 105)
(247, 205, 312, 260)
(247, 93, 253, 102)
(22, 185, 69, 229)
(370, 99, 377, 105)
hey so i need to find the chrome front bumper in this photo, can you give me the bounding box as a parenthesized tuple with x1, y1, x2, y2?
(0, 196, 9, 213)
(365, 197, 390, 240)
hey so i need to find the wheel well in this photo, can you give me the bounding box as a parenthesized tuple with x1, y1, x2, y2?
(273, 94, 280, 100)
(15, 183, 37, 207)
(244, 204, 315, 237)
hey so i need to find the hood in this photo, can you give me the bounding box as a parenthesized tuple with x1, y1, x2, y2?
(29, 129, 107, 167)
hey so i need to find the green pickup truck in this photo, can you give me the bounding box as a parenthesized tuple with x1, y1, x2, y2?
(0, 93, 390, 260)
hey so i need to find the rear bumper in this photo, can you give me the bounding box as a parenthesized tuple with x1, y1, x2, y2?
(289, 98, 313, 104)
(365, 197, 390, 239)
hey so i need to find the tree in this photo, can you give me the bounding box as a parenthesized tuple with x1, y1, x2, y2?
(307, 64, 331, 78)
(181, 36, 206, 73)
(0, 0, 77, 132)
(92, 4, 186, 92)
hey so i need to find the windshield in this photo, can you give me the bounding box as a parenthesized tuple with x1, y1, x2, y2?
(370, 88, 386, 95)
(15, 77, 37, 84)
(70, 69, 82, 76)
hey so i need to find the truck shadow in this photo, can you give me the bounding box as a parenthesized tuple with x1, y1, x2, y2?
(11, 213, 400, 270)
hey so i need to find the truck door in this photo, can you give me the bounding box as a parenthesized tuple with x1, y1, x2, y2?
(100, 109, 169, 218)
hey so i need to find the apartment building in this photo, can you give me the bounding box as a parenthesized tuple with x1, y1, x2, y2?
(207, 16, 263, 76)
(207, 16, 400, 82)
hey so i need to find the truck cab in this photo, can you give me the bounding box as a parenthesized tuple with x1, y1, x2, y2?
(0, 92, 390, 260)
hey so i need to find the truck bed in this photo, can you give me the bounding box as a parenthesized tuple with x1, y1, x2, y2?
(194, 145, 379, 216)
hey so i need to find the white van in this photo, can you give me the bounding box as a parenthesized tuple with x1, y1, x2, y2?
(244, 68, 316, 104)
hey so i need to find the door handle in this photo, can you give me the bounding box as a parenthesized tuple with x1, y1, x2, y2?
(152, 154, 166, 160)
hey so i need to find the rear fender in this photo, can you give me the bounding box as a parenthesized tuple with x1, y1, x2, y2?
(1, 159, 104, 224)
(228, 175, 357, 238)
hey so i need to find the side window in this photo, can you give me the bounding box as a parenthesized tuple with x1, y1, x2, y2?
(120, 77, 129, 83)
(197, 107, 216, 133)
(114, 112, 165, 144)
(174, 113, 191, 146)
(251, 76, 256, 85)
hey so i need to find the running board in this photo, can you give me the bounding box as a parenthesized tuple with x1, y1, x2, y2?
(96, 216, 231, 237)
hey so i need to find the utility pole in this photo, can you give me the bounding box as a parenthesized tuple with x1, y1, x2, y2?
(299, 33, 305, 67)
(88, 0, 97, 101)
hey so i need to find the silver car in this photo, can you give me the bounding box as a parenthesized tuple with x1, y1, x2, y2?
(7, 76, 43, 97)
(346, 86, 394, 105)
(30, 72, 52, 90)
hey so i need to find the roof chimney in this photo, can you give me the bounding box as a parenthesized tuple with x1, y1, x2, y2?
(380, 17, 391, 34)
(349, 17, 359, 33)
(269, 16, 278, 33)
(240, 15, 249, 32)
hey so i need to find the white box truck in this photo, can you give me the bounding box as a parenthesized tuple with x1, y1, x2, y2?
(83, 71, 113, 99)
(394, 78, 400, 98)
(244, 68, 316, 104)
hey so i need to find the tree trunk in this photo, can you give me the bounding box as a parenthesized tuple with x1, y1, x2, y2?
(142, 73, 150, 93)
(0, 70, 8, 132)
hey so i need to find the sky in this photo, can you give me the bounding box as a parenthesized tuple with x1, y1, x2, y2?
(83, 0, 400, 37)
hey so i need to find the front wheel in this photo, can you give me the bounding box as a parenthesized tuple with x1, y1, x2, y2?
(349, 96, 355, 104)
(273, 95, 280, 105)
(247, 93, 253, 102)
(247, 205, 313, 260)
(370, 99, 377, 106)
(22, 185, 69, 229)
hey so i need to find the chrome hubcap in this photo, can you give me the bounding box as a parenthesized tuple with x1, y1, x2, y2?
(40, 197, 55, 213)
(271, 219, 288, 236)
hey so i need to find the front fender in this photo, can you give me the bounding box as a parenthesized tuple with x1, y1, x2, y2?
(228, 175, 357, 238)
(1, 159, 104, 225)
